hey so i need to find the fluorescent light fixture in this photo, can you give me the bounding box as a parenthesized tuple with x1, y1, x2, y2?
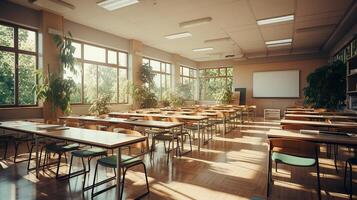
(265, 38, 292, 45)
(257, 15, 294, 25)
(179, 17, 212, 28)
(165, 32, 192, 40)
(97, 0, 139, 11)
(192, 47, 214, 52)
(204, 37, 231, 43)
(267, 43, 291, 48)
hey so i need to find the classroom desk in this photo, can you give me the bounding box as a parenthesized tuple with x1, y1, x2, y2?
(59, 116, 190, 154)
(109, 112, 209, 151)
(285, 114, 357, 121)
(280, 119, 357, 129)
(0, 120, 146, 198)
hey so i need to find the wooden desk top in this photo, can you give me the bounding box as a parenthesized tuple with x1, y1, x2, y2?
(267, 129, 357, 145)
(285, 114, 357, 120)
(0, 121, 146, 149)
(280, 119, 357, 128)
(286, 108, 315, 111)
(60, 116, 183, 129)
(109, 112, 209, 120)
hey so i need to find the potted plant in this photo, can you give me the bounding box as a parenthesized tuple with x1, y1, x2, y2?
(131, 63, 158, 108)
(35, 32, 77, 117)
(304, 60, 346, 110)
(88, 94, 111, 118)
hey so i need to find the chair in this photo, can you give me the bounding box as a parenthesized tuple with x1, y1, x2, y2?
(0, 135, 12, 160)
(143, 116, 170, 136)
(167, 117, 192, 152)
(91, 129, 149, 199)
(267, 138, 321, 200)
(344, 155, 357, 199)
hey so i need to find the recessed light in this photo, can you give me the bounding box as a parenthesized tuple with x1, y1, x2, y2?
(265, 38, 292, 45)
(257, 15, 294, 25)
(204, 37, 231, 43)
(179, 17, 213, 28)
(164, 32, 192, 39)
(267, 43, 291, 48)
(192, 47, 214, 52)
(97, 0, 139, 11)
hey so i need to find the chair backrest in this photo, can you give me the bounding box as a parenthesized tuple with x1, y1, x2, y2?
(143, 115, 161, 121)
(65, 121, 81, 127)
(83, 122, 99, 130)
(167, 117, 182, 123)
(120, 129, 147, 150)
(269, 138, 317, 159)
(106, 123, 134, 131)
(46, 119, 61, 125)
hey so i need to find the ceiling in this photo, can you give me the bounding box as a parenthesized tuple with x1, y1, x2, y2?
(11, 0, 354, 61)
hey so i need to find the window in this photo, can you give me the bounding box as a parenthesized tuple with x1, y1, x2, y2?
(65, 41, 128, 104)
(180, 66, 197, 100)
(199, 67, 233, 101)
(0, 22, 38, 107)
(142, 57, 172, 100)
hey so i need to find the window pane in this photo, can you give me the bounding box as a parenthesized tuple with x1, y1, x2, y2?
(153, 73, 161, 99)
(119, 68, 128, 103)
(18, 54, 36, 105)
(108, 50, 117, 64)
(166, 75, 171, 89)
(0, 24, 14, 48)
(84, 44, 105, 63)
(206, 68, 218, 76)
(166, 64, 171, 74)
(183, 67, 189, 76)
(72, 42, 81, 59)
(227, 68, 233, 76)
(219, 68, 226, 76)
(18, 28, 36, 52)
(150, 60, 160, 71)
(98, 66, 117, 103)
(0, 51, 15, 105)
(118, 52, 127, 67)
(142, 58, 149, 65)
(64, 63, 82, 103)
(161, 63, 166, 73)
(180, 66, 182, 74)
(83, 63, 97, 103)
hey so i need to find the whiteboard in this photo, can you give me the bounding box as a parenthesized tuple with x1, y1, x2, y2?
(253, 70, 300, 98)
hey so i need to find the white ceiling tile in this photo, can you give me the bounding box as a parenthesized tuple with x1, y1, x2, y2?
(249, 0, 295, 20)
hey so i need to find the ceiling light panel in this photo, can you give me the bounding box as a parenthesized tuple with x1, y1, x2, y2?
(267, 43, 291, 48)
(97, 0, 139, 11)
(257, 15, 294, 25)
(265, 38, 292, 45)
(179, 17, 212, 28)
(165, 32, 192, 39)
(192, 47, 214, 52)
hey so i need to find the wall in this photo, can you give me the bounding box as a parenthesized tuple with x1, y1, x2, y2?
(237, 58, 327, 116)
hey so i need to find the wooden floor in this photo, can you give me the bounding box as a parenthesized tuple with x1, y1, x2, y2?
(0, 120, 355, 200)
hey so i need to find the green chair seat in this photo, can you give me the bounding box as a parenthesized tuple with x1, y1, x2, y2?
(346, 157, 357, 164)
(272, 152, 316, 167)
(71, 147, 106, 158)
(46, 143, 79, 153)
(98, 155, 142, 168)
(145, 129, 169, 135)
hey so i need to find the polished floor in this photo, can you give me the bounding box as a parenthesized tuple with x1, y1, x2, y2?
(0, 120, 355, 200)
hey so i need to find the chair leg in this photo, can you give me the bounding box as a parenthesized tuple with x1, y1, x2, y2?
(13, 142, 20, 163)
(188, 134, 192, 152)
(349, 162, 352, 200)
(275, 162, 278, 173)
(91, 163, 99, 197)
(120, 167, 128, 200)
(81, 157, 86, 191)
(344, 160, 348, 191)
(316, 160, 321, 200)
(267, 150, 272, 197)
(27, 144, 34, 170)
(4, 141, 8, 160)
(55, 153, 62, 179)
(334, 145, 338, 173)
(142, 163, 150, 194)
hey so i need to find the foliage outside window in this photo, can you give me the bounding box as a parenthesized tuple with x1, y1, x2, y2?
(0, 22, 38, 107)
(180, 65, 197, 100)
(142, 57, 171, 100)
(199, 67, 233, 101)
(64, 41, 129, 104)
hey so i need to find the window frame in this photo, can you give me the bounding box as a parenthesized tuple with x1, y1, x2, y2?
(199, 66, 233, 101)
(68, 40, 129, 105)
(0, 21, 39, 108)
(142, 57, 172, 100)
(180, 65, 197, 100)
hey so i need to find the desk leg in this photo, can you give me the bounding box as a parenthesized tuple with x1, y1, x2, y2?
(198, 121, 201, 152)
(181, 125, 184, 153)
(35, 134, 39, 178)
(116, 147, 122, 199)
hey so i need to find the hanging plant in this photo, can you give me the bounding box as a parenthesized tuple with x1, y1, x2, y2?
(53, 32, 76, 74)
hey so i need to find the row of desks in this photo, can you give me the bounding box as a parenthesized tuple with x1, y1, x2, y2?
(0, 120, 146, 198)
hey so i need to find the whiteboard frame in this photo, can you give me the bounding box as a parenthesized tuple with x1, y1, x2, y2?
(252, 69, 300, 98)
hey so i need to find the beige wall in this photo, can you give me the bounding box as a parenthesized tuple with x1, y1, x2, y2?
(236, 58, 327, 116)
